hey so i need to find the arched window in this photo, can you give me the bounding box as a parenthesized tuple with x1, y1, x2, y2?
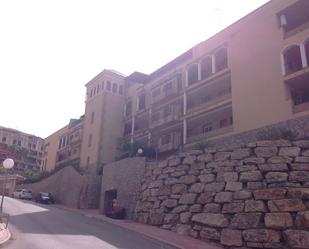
(283, 45, 302, 75)
(305, 40, 309, 67)
(119, 85, 123, 95)
(112, 83, 118, 93)
(187, 64, 199, 85)
(106, 81, 111, 91)
(201, 56, 212, 79)
(215, 47, 228, 72)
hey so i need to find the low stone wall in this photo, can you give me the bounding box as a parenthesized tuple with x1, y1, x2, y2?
(100, 157, 146, 219)
(19, 166, 85, 208)
(135, 139, 309, 249)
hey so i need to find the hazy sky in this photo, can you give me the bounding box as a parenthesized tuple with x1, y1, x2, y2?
(0, 0, 269, 138)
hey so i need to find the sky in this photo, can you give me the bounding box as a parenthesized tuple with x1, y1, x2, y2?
(0, 0, 269, 138)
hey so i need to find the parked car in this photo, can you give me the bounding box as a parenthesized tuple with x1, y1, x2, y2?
(13, 189, 33, 200)
(35, 192, 55, 204)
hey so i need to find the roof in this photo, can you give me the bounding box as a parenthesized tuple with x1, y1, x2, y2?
(125, 71, 149, 84)
(148, 48, 193, 81)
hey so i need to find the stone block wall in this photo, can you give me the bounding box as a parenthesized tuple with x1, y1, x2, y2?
(135, 139, 309, 249)
(100, 157, 146, 219)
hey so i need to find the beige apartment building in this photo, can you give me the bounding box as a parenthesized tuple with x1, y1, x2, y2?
(0, 126, 43, 171)
(41, 117, 84, 172)
(122, 0, 309, 154)
(43, 0, 309, 171)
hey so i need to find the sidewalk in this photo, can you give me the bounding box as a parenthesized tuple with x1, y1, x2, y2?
(54, 205, 223, 249)
(0, 223, 11, 245)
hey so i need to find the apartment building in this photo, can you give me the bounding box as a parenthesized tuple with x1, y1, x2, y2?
(43, 0, 309, 171)
(0, 126, 43, 171)
(123, 0, 309, 153)
(41, 117, 84, 172)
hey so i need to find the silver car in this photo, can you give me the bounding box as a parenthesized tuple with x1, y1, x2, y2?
(13, 189, 33, 200)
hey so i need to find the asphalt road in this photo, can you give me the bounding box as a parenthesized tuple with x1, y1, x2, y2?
(3, 197, 176, 249)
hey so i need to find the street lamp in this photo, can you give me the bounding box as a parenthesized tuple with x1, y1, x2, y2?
(1, 158, 14, 213)
(137, 148, 143, 156)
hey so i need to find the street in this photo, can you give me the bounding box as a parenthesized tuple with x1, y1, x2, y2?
(3, 197, 176, 249)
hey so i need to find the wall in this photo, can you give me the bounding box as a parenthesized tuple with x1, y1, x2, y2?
(100, 157, 146, 219)
(135, 139, 309, 249)
(19, 166, 86, 208)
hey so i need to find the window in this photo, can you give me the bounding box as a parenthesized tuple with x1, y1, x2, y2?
(138, 94, 146, 110)
(119, 85, 123, 95)
(279, 0, 309, 34)
(151, 112, 160, 122)
(102, 81, 105, 90)
(90, 89, 93, 97)
(13, 139, 17, 145)
(283, 45, 302, 75)
(88, 134, 92, 147)
(2, 137, 6, 142)
(125, 100, 132, 116)
(62, 137, 66, 148)
(96, 84, 100, 94)
(290, 79, 309, 107)
(18, 140, 21, 146)
(201, 57, 212, 79)
(152, 88, 161, 98)
(219, 118, 228, 128)
(124, 123, 132, 136)
(91, 112, 95, 124)
(305, 40, 309, 67)
(161, 134, 172, 145)
(163, 105, 172, 118)
(215, 48, 228, 72)
(106, 81, 111, 91)
(230, 116, 234, 125)
(87, 156, 90, 166)
(187, 64, 199, 85)
(163, 82, 173, 96)
(112, 83, 118, 93)
(203, 123, 213, 134)
(75, 131, 79, 138)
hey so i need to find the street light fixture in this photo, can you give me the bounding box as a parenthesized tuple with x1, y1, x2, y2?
(1, 158, 14, 213)
(137, 148, 143, 156)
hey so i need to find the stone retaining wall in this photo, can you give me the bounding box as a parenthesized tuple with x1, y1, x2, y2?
(135, 139, 309, 249)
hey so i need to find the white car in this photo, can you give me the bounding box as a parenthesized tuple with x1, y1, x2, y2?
(13, 189, 33, 200)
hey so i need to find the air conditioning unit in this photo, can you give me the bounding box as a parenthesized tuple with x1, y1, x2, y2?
(280, 14, 287, 27)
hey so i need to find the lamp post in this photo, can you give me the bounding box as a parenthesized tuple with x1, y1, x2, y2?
(137, 148, 143, 156)
(1, 158, 14, 213)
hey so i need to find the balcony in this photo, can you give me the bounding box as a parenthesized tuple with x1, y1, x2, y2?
(187, 73, 232, 117)
(187, 105, 233, 144)
(187, 125, 233, 144)
(157, 131, 182, 152)
(286, 70, 309, 114)
(151, 74, 182, 105)
(150, 102, 182, 129)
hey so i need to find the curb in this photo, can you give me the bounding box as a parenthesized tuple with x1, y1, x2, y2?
(0, 224, 11, 246)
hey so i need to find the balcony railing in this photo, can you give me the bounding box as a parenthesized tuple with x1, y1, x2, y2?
(150, 114, 181, 128)
(293, 102, 309, 113)
(187, 93, 232, 116)
(187, 125, 233, 144)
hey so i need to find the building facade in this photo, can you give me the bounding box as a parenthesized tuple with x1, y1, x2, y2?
(43, 0, 309, 171)
(0, 126, 43, 171)
(41, 117, 84, 172)
(123, 0, 309, 154)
